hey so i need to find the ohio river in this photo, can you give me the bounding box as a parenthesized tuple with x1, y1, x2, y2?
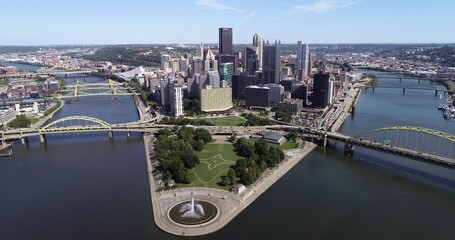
(1, 72, 455, 240)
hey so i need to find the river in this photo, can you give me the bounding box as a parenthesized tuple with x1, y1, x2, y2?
(0, 62, 42, 72)
(1, 71, 455, 239)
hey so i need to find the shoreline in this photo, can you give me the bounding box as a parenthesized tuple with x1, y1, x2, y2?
(143, 134, 317, 236)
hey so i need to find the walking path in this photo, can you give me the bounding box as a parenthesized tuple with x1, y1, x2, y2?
(143, 134, 317, 236)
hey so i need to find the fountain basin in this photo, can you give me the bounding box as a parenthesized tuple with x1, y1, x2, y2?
(168, 199, 219, 226)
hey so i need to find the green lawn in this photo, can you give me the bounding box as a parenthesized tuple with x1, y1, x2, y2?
(176, 144, 242, 190)
(272, 141, 299, 150)
(194, 116, 246, 126)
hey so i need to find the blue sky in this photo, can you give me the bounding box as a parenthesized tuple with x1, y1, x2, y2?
(1, 0, 454, 45)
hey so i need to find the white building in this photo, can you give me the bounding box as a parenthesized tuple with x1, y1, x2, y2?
(170, 84, 183, 117)
(0, 109, 16, 125)
(253, 33, 264, 71)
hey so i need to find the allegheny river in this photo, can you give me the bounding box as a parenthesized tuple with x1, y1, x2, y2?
(1, 71, 455, 239)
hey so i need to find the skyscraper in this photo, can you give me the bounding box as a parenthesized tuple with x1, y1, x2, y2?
(253, 33, 264, 71)
(245, 46, 257, 75)
(204, 49, 218, 72)
(219, 28, 233, 55)
(312, 71, 330, 108)
(296, 41, 310, 80)
(170, 83, 183, 116)
(262, 40, 281, 85)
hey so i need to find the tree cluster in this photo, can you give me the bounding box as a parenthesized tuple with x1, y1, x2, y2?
(8, 115, 33, 128)
(275, 110, 293, 123)
(183, 98, 201, 116)
(129, 81, 151, 102)
(83, 46, 161, 67)
(159, 116, 215, 126)
(231, 138, 285, 185)
(154, 127, 212, 184)
(241, 113, 276, 126)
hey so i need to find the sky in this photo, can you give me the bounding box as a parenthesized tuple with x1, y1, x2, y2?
(1, 0, 454, 45)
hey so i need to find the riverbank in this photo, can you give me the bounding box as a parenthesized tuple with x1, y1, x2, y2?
(143, 133, 317, 236)
(30, 100, 65, 128)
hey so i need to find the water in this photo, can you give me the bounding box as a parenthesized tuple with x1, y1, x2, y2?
(0, 62, 42, 72)
(1, 72, 455, 239)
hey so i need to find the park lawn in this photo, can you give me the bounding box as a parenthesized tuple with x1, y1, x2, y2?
(273, 141, 299, 150)
(195, 116, 246, 126)
(176, 144, 242, 190)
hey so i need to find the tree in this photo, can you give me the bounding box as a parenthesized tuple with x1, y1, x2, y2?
(194, 128, 212, 143)
(220, 176, 231, 186)
(286, 131, 299, 142)
(182, 154, 200, 169)
(174, 168, 192, 184)
(192, 139, 204, 151)
(178, 126, 194, 142)
(234, 137, 255, 157)
(254, 140, 269, 157)
(227, 169, 236, 185)
(229, 133, 237, 143)
(240, 172, 254, 185)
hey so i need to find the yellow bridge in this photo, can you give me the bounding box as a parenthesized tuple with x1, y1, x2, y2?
(58, 80, 135, 100)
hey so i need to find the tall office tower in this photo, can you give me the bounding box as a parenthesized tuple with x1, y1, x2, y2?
(206, 71, 221, 89)
(291, 83, 308, 104)
(219, 28, 233, 55)
(192, 59, 204, 75)
(262, 40, 281, 85)
(312, 71, 330, 108)
(280, 77, 297, 92)
(197, 42, 204, 59)
(245, 46, 257, 75)
(161, 54, 171, 70)
(204, 49, 218, 72)
(179, 57, 188, 73)
(232, 74, 257, 100)
(296, 41, 310, 80)
(245, 86, 270, 108)
(253, 33, 264, 71)
(263, 84, 284, 104)
(160, 77, 173, 106)
(170, 83, 183, 116)
(219, 62, 234, 86)
(309, 53, 317, 75)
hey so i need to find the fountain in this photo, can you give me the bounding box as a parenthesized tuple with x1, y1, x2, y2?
(168, 197, 219, 226)
(180, 197, 205, 218)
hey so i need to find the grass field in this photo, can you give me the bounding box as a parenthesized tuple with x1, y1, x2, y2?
(272, 141, 299, 150)
(194, 116, 246, 126)
(176, 144, 242, 190)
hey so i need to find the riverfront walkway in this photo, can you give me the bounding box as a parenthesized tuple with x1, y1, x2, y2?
(143, 134, 316, 236)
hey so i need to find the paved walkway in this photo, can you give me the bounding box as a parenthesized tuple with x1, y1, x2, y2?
(143, 135, 317, 236)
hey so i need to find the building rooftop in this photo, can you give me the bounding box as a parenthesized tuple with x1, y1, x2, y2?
(261, 131, 284, 142)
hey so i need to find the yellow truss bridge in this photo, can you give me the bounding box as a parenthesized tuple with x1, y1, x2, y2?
(57, 80, 134, 99)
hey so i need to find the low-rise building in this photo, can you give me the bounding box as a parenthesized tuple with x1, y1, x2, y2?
(232, 183, 246, 194)
(261, 130, 286, 145)
(0, 109, 16, 126)
(277, 99, 303, 114)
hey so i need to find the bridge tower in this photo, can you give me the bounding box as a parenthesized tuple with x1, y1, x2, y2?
(344, 142, 355, 156)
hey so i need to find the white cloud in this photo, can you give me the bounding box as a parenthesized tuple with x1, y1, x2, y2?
(294, 0, 362, 14)
(195, 0, 244, 13)
(245, 10, 256, 19)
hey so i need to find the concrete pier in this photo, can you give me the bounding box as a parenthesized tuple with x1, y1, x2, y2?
(39, 134, 46, 143)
